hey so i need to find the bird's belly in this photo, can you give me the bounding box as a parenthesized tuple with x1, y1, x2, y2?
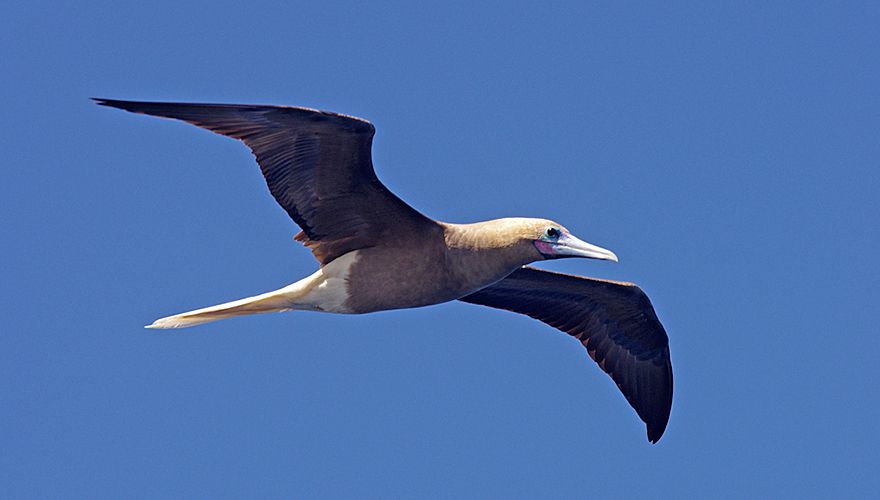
(341, 247, 466, 313)
(288, 249, 450, 314)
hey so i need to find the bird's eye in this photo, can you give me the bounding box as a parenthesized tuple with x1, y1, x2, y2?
(545, 227, 560, 239)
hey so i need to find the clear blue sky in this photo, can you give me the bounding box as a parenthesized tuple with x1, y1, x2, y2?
(3, 1, 878, 498)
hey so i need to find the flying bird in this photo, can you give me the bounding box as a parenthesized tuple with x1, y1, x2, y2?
(95, 98, 673, 442)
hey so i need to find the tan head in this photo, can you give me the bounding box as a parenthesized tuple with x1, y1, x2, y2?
(466, 217, 619, 264)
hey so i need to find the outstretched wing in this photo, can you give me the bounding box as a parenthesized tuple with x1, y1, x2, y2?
(460, 266, 673, 443)
(94, 98, 436, 265)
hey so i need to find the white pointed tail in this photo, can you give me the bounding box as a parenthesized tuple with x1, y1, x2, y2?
(145, 251, 359, 329)
(145, 289, 295, 329)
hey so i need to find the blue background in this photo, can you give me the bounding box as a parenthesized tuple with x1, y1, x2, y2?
(3, 1, 878, 497)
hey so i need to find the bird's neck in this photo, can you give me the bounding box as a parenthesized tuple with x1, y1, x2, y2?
(440, 221, 542, 294)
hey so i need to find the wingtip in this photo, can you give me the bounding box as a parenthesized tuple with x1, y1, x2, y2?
(646, 421, 668, 444)
(92, 97, 127, 109)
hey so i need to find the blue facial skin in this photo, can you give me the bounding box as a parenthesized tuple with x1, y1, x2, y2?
(534, 226, 563, 257)
(541, 226, 562, 242)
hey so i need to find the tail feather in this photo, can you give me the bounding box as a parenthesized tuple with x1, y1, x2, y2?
(146, 289, 294, 329)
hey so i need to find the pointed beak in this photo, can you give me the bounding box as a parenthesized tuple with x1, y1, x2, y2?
(555, 233, 619, 262)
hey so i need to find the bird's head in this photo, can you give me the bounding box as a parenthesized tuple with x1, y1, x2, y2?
(519, 218, 618, 262)
(449, 217, 618, 268)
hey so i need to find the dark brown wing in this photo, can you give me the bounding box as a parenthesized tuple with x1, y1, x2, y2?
(94, 98, 435, 265)
(459, 266, 672, 443)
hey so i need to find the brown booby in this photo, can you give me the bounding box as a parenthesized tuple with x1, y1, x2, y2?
(95, 98, 673, 443)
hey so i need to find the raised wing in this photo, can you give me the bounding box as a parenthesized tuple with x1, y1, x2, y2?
(460, 266, 673, 443)
(94, 98, 435, 265)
